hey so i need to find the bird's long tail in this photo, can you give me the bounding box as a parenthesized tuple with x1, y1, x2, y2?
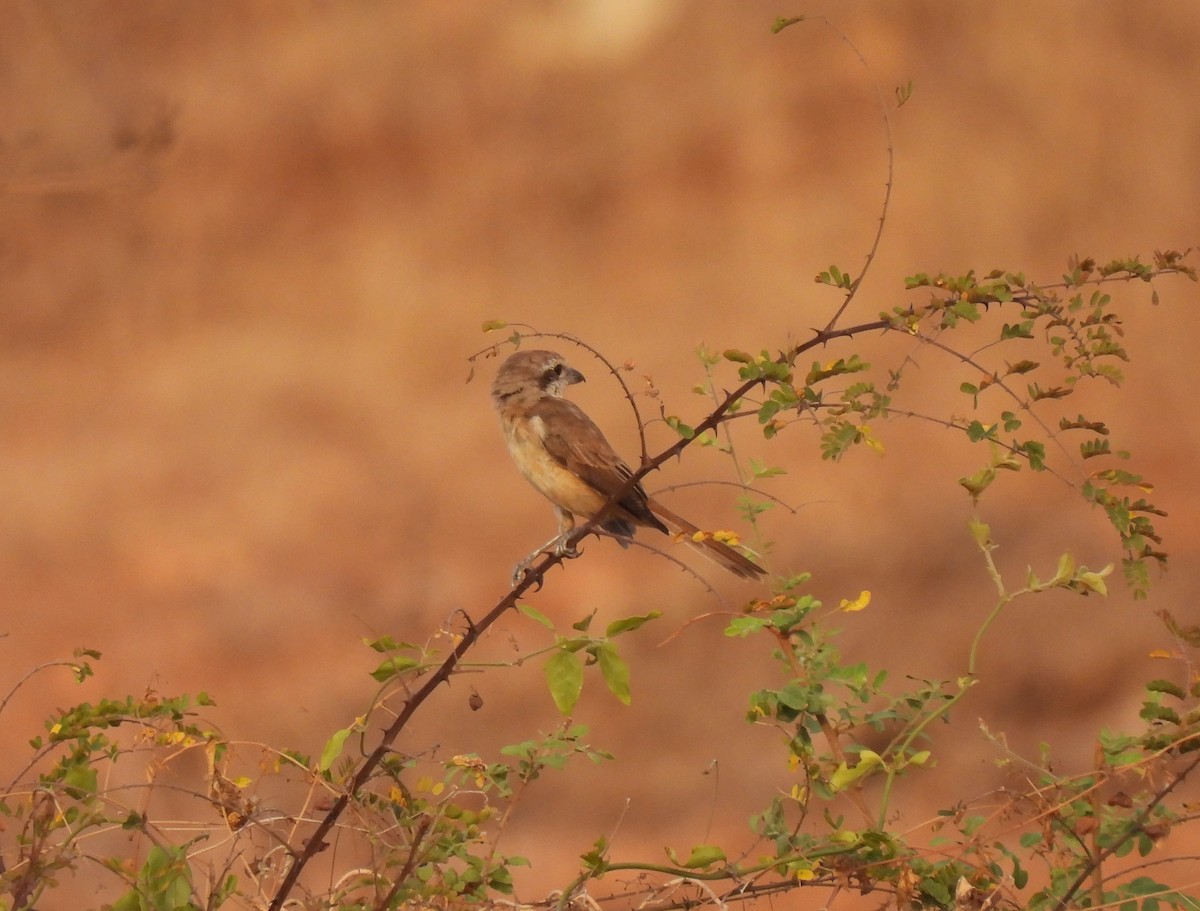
(646, 497, 767, 580)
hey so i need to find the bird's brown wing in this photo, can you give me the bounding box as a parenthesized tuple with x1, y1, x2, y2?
(529, 397, 667, 534)
(526, 398, 765, 580)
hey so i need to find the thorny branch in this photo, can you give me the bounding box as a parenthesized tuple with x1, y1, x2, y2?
(274, 255, 1195, 908)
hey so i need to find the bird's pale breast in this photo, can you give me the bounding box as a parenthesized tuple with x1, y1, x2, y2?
(505, 415, 608, 518)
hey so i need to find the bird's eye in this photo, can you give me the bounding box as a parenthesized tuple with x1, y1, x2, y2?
(551, 363, 564, 375)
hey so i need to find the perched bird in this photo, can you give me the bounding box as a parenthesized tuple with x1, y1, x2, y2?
(491, 349, 766, 581)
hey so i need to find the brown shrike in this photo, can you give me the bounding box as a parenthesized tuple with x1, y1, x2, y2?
(492, 349, 766, 581)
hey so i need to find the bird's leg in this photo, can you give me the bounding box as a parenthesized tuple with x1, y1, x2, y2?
(511, 543, 551, 587)
(510, 511, 583, 587)
(551, 507, 580, 557)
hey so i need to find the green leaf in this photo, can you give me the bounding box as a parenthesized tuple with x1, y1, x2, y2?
(481, 320, 508, 332)
(725, 616, 769, 637)
(1146, 678, 1186, 700)
(920, 878, 952, 905)
(545, 649, 584, 715)
(679, 843, 727, 869)
(965, 420, 993, 442)
(949, 300, 982, 322)
(1074, 568, 1110, 596)
(63, 763, 98, 799)
(758, 400, 782, 424)
(665, 415, 695, 439)
(121, 810, 145, 830)
(363, 635, 418, 653)
(370, 655, 420, 683)
(595, 644, 631, 705)
(749, 458, 786, 479)
(1018, 439, 1047, 470)
(1050, 552, 1076, 586)
(518, 603, 555, 629)
(581, 836, 610, 874)
(319, 726, 354, 772)
(959, 466, 996, 498)
(1005, 358, 1039, 375)
(1001, 321, 1035, 340)
(829, 749, 884, 792)
(137, 845, 194, 910)
(968, 519, 991, 546)
(605, 611, 662, 637)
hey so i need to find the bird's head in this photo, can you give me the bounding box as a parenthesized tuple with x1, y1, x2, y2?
(492, 349, 585, 401)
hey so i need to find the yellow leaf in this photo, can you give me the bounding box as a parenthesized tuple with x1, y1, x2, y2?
(1148, 649, 1175, 659)
(968, 519, 990, 546)
(713, 529, 741, 545)
(860, 424, 886, 454)
(829, 750, 883, 791)
(840, 591, 871, 612)
(1051, 552, 1075, 585)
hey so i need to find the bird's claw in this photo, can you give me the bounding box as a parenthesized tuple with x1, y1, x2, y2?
(510, 535, 583, 587)
(553, 540, 581, 559)
(510, 559, 542, 590)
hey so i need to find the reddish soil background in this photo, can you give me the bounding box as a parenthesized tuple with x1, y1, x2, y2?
(2, 1, 1199, 905)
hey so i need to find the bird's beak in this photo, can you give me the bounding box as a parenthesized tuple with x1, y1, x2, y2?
(564, 366, 585, 385)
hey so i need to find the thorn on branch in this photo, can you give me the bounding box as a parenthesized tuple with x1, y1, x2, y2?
(456, 609, 478, 637)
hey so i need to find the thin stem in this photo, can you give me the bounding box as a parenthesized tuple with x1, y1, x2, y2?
(554, 843, 859, 911)
(1053, 754, 1200, 911)
(266, 571, 551, 910)
(806, 16, 895, 333)
(877, 519, 1010, 825)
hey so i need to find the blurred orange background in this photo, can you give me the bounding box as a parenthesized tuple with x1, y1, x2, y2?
(2, 1, 1198, 904)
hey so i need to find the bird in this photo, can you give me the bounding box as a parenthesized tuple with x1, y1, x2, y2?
(491, 348, 766, 582)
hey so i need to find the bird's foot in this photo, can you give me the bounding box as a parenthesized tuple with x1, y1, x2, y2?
(553, 536, 581, 559)
(510, 535, 583, 587)
(510, 557, 540, 589)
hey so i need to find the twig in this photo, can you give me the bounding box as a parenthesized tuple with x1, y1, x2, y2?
(1052, 753, 1200, 911)
(266, 560, 563, 909)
